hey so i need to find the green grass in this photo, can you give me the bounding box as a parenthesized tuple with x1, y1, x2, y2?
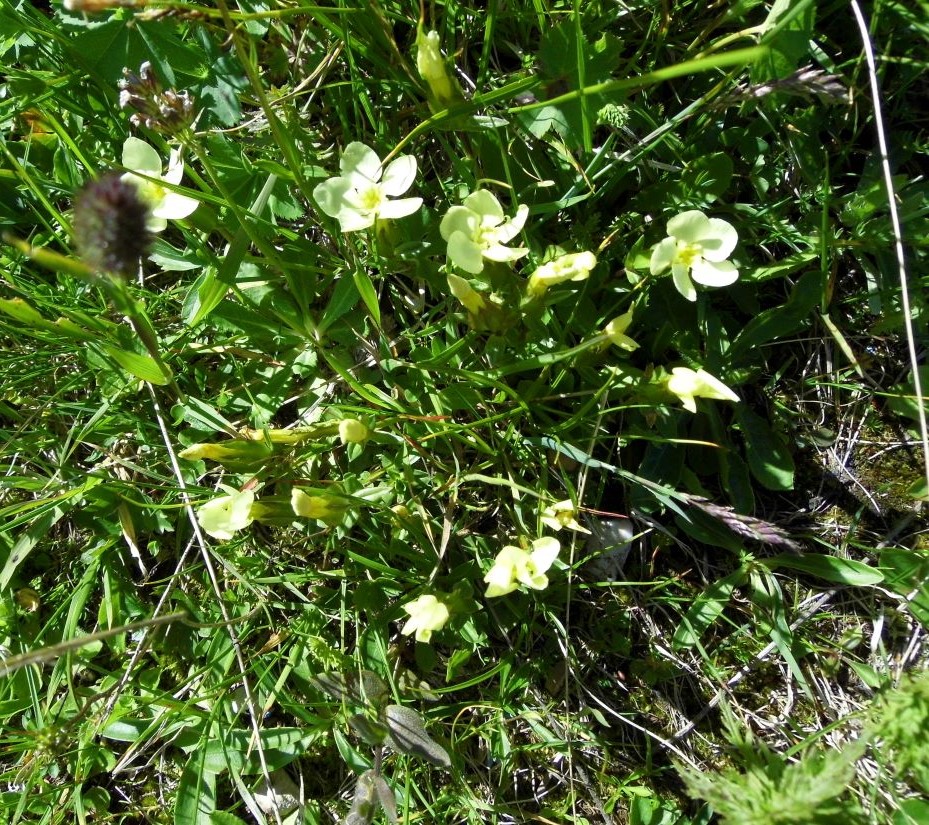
(1, 0, 928, 823)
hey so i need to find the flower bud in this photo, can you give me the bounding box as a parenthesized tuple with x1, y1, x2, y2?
(338, 418, 370, 445)
(415, 27, 465, 111)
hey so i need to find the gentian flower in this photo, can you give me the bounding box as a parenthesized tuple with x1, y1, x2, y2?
(440, 190, 528, 274)
(649, 210, 739, 301)
(197, 485, 255, 540)
(541, 500, 591, 534)
(527, 251, 597, 297)
(484, 537, 560, 598)
(602, 312, 639, 351)
(291, 488, 349, 525)
(666, 367, 739, 413)
(447, 273, 487, 315)
(399, 594, 450, 643)
(415, 28, 464, 110)
(313, 142, 422, 232)
(121, 136, 198, 232)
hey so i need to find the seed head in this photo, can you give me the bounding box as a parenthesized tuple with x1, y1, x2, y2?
(73, 173, 152, 277)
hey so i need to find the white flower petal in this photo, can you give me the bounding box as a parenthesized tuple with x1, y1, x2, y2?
(691, 258, 739, 287)
(313, 177, 354, 219)
(377, 196, 423, 220)
(493, 203, 529, 243)
(462, 189, 504, 223)
(482, 242, 528, 263)
(379, 154, 417, 196)
(122, 136, 162, 176)
(153, 189, 198, 220)
(701, 217, 738, 260)
(666, 210, 710, 243)
(528, 536, 560, 574)
(649, 237, 677, 275)
(447, 231, 486, 274)
(440, 205, 479, 241)
(671, 263, 697, 301)
(337, 208, 376, 232)
(339, 142, 382, 183)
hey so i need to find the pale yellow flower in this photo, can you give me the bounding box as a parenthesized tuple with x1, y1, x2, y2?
(666, 367, 739, 413)
(400, 594, 450, 643)
(484, 537, 560, 598)
(540, 500, 591, 534)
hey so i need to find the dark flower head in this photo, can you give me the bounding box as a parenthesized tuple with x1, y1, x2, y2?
(119, 62, 196, 136)
(73, 173, 152, 278)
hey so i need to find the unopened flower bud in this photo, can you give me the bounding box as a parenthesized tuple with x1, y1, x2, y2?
(338, 418, 370, 445)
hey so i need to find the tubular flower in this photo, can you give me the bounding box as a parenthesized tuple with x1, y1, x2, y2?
(484, 537, 561, 598)
(603, 312, 639, 351)
(197, 485, 255, 540)
(527, 251, 597, 297)
(415, 28, 464, 110)
(291, 489, 348, 525)
(666, 367, 740, 413)
(399, 594, 450, 643)
(121, 136, 199, 232)
(447, 273, 487, 315)
(541, 500, 591, 534)
(313, 142, 422, 232)
(649, 210, 739, 301)
(440, 190, 529, 274)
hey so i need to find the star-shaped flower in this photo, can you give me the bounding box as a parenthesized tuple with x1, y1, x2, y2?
(666, 367, 740, 413)
(541, 500, 591, 534)
(649, 210, 739, 301)
(313, 142, 422, 232)
(121, 136, 199, 232)
(440, 190, 529, 274)
(399, 594, 450, 643)
(197, 485, 255, 540)
(603, 312, 639, 351)
(483, 537, 560, 598)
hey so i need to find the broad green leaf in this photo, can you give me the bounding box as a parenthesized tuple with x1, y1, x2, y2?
(1, 502, 69, 590)
(100, 344, 170, 385)
(735, 405, 794, 490)
(384, 704, 451, 768)
(672, 566, 749, 650)
(730, 269, 822, 358)
(753, 0, 817, 82)
(880, 548, 929, 628)
(764, 553, 884, 586)
(352, 269, 381, 328)
(175, 748, 216, 825)
(319, 274, 360, 334)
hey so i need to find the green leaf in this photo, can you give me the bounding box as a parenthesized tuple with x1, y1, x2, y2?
(735, 406, 794, 491)
(672, 566, 749, 650)
(175, 748, 216, 824)
(753, 0, 817, 82)
(1, 501, 70, 590)
(530, 23, 623, 149)
(352, 269, 381, 328)
(384, 705, 451, 768)
(100, 344, 170, 385)
(319, 274, 360, 334)
(764, 553, 884, 586)
(730, 269, 822, 359)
